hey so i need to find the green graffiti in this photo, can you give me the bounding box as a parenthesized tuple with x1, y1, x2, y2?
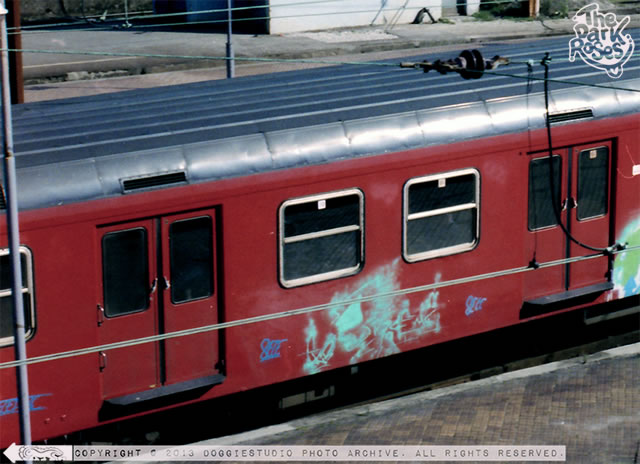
(303, 260, 442, 374)
(304, 318, 336, 374)
(613, 218, 640, 297)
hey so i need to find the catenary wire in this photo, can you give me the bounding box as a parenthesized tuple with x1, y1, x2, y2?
(7, 46, 640, 93)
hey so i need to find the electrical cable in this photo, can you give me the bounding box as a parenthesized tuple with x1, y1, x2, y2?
(4, 44, 640, 94)
(540, 52, 626, 255)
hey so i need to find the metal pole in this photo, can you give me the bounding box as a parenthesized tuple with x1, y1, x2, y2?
(7, 0, 22, 104)
(226, 0, 234, 78)
(123, 0, 132, 28)
(0, 0, 32, 453)
(529, 0, 540, 17)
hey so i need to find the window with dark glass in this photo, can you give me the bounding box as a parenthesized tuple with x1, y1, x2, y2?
(170, 216, 214, 303)
(0, 247, 35, 347)
(280, 189, 363, 287)
(404, 169, 479, 261)
(528, 156, 562, 230)
(578, 147, 608, 221)
(102, 228, 149, 317)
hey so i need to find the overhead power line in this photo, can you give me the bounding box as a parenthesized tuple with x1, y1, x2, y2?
(7, 46, 640, 93)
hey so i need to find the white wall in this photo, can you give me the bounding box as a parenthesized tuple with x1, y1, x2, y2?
(269, 0, 443, 34)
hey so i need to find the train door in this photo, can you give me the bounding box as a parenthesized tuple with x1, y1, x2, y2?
(161, 212, 220, 384)
(97, 209, 223, 404)
(523, 141, 613, 312)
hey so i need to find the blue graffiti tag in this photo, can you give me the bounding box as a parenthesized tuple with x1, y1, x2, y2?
(0, 393, 52, 416)
(465, 295, 487, 316)
(260, 338, 288, 362)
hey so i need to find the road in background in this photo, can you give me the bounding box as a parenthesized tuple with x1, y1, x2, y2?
(20, 15, 640, 102)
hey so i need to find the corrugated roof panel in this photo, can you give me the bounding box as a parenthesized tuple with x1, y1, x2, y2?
(6, 33, 640, 210)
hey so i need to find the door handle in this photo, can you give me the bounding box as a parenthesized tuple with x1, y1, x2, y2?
(99, 351, 107, 372)
(97, 304, 105, 327)
(150, 278, 158, 295)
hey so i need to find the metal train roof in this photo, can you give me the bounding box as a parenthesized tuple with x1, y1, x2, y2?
(3, 32, 640, 211)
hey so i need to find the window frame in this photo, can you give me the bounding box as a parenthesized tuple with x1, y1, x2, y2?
(279, 188, 364, 288)
(169, 215, 215, 305)
(403, 168, 480, 262)
(101, 227, 150, 318)
(528, 154, 562, 231)
(0, 246, 36, 347)
(576, 146, 609, 222)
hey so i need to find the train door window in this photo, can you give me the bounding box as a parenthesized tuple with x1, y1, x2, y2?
(0, 247, 35, 347)
(577, 147, 608, 220)
(279, 189, 364, 288)
(169, 216, 214, 303)
(102, 228, 149, 317)
(528, 156, 562, 230)
(403, 169, 479, 262)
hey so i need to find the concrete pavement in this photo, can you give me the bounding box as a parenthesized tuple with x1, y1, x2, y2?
(20, 15, 640, 83)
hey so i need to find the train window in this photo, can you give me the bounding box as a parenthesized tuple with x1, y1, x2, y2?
(403, 169, 479, 262)
(279, 189, 364, 288)
(0, 247, 35, 347)
(528, 156, 561, 230)
(102, 228, 150, 317)
(170, 216, 214, 303)
(577, 147, 608, 220)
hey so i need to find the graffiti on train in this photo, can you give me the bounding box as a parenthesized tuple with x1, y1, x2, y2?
(260, 338, 288, 363)
(465, 295, 487, 317)
(613, 217, 640, 298)
(303, 260, 442, 374)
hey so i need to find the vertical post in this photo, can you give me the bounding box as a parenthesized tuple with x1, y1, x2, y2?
(0, 0, 32, 453)
(226, 0, 234, 78)
(7, 0, 22, 104)
(123, 0, 132, 28)
(529, 0, 540, 17)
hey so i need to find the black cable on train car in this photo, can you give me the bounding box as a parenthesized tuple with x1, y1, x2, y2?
(540, 52, 626, 258)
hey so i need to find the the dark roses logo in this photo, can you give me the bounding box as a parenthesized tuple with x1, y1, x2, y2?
(569, 3, 635, 78)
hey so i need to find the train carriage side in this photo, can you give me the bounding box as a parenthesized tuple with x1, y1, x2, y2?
(0, 62, 639, 445)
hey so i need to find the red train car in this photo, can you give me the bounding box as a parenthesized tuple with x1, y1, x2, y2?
(1, 38, 639, 446)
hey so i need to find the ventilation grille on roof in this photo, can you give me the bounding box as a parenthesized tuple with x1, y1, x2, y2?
(547, 109, 594, 125)
(122, 171, 187, 193)
(0, 186, 6, 210)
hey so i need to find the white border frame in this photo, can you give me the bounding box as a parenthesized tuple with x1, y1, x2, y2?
(403, 169, 480, 262)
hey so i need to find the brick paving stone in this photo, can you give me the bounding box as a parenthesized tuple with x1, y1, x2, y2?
(202, 346, 639, 464)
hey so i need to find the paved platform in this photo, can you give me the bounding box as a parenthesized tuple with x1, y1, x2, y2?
(197, 343, 640, 464)
(18, 15, 640, 83)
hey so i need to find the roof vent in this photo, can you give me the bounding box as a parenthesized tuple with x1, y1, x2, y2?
(122, 171, 187, 193)
(547, 108, 594, 125)
(0, 186, 6, 210)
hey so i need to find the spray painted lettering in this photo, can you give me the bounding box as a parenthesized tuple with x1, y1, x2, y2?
(568, 3, 635, 78)
(613, 218, 640, 298)
(0, 393, 52, 416)
(260, 338, 288, 362)
(465, 295, 487, 316)
(303, 260, 442, 374)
